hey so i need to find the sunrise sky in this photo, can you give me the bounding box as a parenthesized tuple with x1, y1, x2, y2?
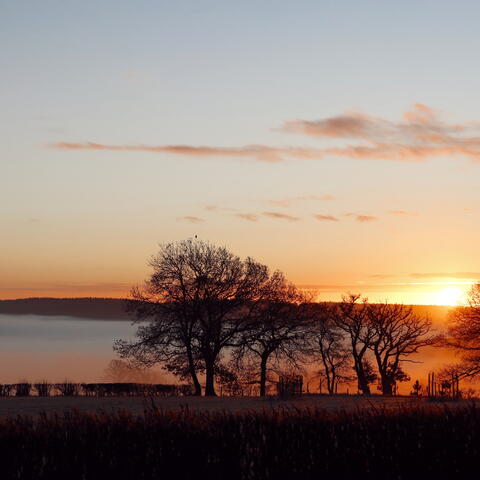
(2, 1, 480, 304)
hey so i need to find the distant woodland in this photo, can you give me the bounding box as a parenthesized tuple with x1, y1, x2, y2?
(0, 298, 130, 320)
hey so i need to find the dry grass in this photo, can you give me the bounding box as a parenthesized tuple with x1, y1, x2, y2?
(0, 402, 478, 479)
(0, 393, 467, 417)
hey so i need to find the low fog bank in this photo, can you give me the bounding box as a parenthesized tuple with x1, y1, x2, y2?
(0, 303, 461, 393)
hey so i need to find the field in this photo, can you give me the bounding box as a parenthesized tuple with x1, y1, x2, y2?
(0, 397, 478, 479)
(0, 393, 446, 417)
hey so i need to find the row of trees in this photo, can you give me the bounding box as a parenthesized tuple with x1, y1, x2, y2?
(115, 239, 437, 396)
(444, 283, 480, 381)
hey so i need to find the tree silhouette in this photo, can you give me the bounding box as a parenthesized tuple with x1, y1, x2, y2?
(446, 283, 480, 378)
(367, 302, 434, 395)
(115, 239, 271, 396)
(234, 272, 310, 396)
(332, 294, 376, 395)
(309, 305, 352, 394)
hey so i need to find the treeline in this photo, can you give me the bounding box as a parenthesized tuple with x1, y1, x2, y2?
(2, 406, 480, 479)
(0, 298, 129, 320)
(116, 239, 438, 397)
(0, 381, 192, 397)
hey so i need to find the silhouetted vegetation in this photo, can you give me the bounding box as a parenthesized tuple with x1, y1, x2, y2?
(0, 405, 479, 479)
(117, 239, 437, 397)
(0, 382, 192, 397)
(446, 283, 480, 379)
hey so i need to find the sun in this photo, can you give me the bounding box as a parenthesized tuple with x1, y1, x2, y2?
(434, 287, 464, 306)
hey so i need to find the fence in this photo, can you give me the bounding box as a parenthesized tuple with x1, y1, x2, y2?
(427, 372, 460, 399)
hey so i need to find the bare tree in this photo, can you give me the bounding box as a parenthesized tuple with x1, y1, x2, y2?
(367, 302, 435, 395)
(446, 283, 480, 378)
(115, 239, 271, 396)
(309, 305, 352, 394)
(333, 294, 376, 395)
(234, 272, 310, 396)
(115, 282, 204, 395)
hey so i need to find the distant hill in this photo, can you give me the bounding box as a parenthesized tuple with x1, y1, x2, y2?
(0, 297, 453, 325)
(0, 298, 130, 320)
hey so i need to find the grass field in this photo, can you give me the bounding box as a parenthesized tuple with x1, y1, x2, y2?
(0, 399, 478, 479)
(0, 393, 446, 417)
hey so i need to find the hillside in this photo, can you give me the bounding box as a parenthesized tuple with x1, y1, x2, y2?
(0, 297, 453, 326)
(0, 298, 130, 320)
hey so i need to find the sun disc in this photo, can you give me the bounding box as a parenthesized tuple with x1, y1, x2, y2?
(434, 287, 464, 306)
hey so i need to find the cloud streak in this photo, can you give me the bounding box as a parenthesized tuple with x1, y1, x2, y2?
(262, 212, 300, 222)
(177, 216, 205, 223)
(345, 213, 378, 222)
(387, 210, 418, 216)
(410, 272, 480, 279)
(235, 213, 258, 222)
(51, 105, 480, 163)
(314, 214, 339, 222)
(52, 142, 324, 163)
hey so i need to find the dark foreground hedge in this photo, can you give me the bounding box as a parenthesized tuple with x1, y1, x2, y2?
(0, 404, 478, 479)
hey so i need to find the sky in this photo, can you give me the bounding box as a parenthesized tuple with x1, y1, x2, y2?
(2, 0, 480, 304)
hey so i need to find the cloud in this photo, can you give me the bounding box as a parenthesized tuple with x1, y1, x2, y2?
(313, 214, 339, 222)
(410, 272, 480, 279)
(369, 274, 397, 279)
(51, 105, 480, 164)
(52, 142, 325, 163)
(235, 213, 259, 222)
(387, 210, 418, 216)
(262, 212, 300, 222)
(282, 104, 480, 162)
(204, 205, 236, 212)
(344, 213, 378, 222)
(282, 112, 382, 139)
(356, 215, 377, 222)
(177, 216, 205, 223)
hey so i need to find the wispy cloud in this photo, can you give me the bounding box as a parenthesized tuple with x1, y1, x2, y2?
(387, 210, 418, 216)
(235, 213, 259, 222)
(313, 214, 339, 222)
(282, 104, 480, 162)
(177, 216, 205, 223)
(356, 215, 377, 222)
(51, 105, 480, 163)
(410, 272, 480, 279)
(262, 212, 300, 222)
(345, 213, 378, 222)
(52, 142, 323, 163)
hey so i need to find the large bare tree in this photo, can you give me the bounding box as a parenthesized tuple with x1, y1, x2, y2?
(115, 239, 271, 396)
(367, 302, 435, 395)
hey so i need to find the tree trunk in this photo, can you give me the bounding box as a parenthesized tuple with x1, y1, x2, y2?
(259, 355, 268, 397)
(355, 364, 371, 395)
(186, 346, 202, 396)
(381, 377, 393, 395)
(327, 374, 335, 394)
(204, 360, 217, 396)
